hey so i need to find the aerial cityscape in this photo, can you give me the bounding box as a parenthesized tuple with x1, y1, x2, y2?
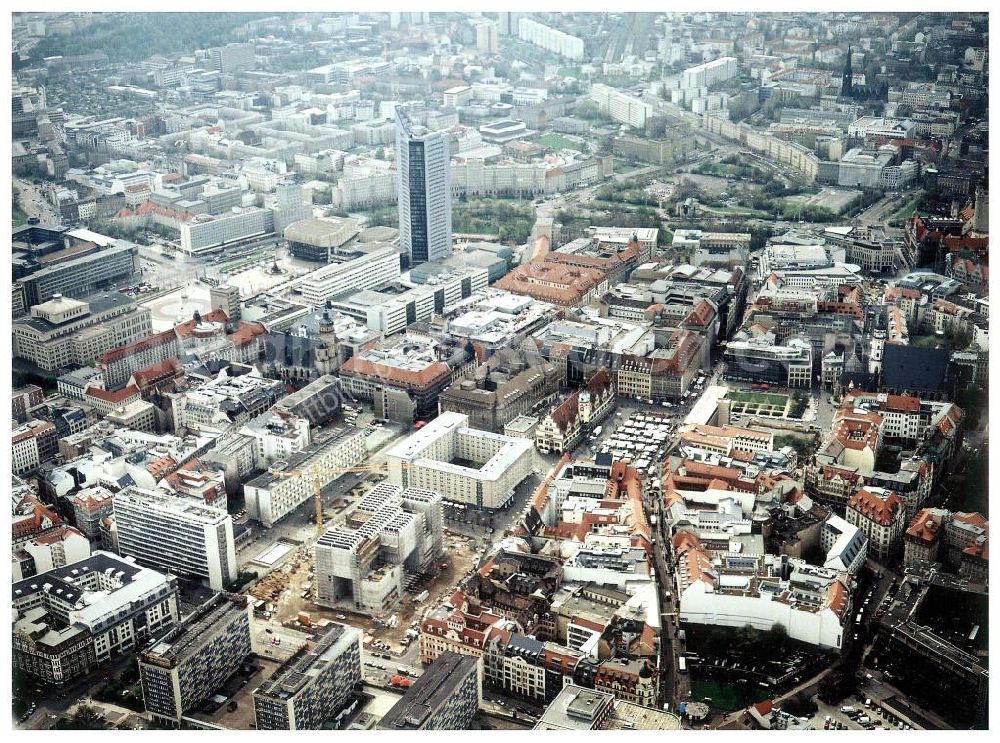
(10, 9, 990, 733)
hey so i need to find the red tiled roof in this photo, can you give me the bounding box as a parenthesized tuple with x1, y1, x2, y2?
(963, 539, 988, 562)
(174, 309, 229, 339)
(31, 525, 86, 546)
(572, 615, 606, 633)
(13, 495, 62, 539)
(546, 392, 581, 433)
(341, 355, 452, 391)
(585, 367, 613, 398)
(825, 579, 850, 620)
(848, 487, 904, 527)
(683, 298, 716, 328)
(885, 394, 921, 413)
(85, 383, 140, 404)
(130, 358, 183, 386)
(905, 508, 942, 545)
(100, 329, 178, 364)
(228, 322, 267, 347)
(494, 260, 605, 306)
(952, 511, 988, 530)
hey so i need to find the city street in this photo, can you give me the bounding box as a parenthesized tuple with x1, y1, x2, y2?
(14, 177, 62, 223)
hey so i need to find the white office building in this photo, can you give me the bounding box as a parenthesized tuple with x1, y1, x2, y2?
(297, 245, 401, 305)
(386, 411, 535, 510)
(113, 487, 237, 591)
(178, 207, 275, 254)
(243, 427, 367, 528)
(675, 537, 852, 650)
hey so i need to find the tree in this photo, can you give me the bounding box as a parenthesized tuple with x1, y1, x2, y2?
(783, 692, 819, 717)
(749, 226, 774, 252)
(818, 668, 859, 704)
(58, 705, 105, 730)
(944, 325, 972, 351)
(13, 160, 48, 181)
(762, 623, 789, 654)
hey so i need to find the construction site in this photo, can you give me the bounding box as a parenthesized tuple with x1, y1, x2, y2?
(248, 525, 482, 652)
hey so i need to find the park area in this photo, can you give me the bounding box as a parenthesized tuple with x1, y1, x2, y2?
(533, 132, 587, 151)
(729, 390, 809, 420)
(729, 391, 791, 418)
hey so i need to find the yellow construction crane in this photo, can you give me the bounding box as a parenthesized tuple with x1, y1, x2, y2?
(273, 460, 415, 536)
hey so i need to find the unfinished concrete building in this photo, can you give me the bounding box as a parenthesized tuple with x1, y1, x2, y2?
(314, 482, 443, 614)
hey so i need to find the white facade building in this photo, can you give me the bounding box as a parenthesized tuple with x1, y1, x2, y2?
(179, 207, 274, 254)
(297, 246, 401, 305)
(682, 57, 738, 89)
(589, 84, 653, 129)
(113, 487, 237, 591)
(13, 552, 179, 685)
(517, 18, 584, 61)
(243, 428, 367, 528)
(674, 541, 851, 650)
(386, 411, 535, 510)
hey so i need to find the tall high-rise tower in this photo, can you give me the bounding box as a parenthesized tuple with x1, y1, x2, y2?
(396, 107, 452, 266)
(841, 45, 854, 98)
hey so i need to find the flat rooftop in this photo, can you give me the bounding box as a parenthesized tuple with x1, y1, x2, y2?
(376, 652, 479, 730)
(143, 593, 247, 667)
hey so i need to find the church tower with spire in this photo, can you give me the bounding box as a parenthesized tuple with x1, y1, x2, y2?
(841, 45, 854, 98)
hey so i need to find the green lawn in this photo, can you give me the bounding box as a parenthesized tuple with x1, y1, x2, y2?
(690, 676, 770, 713)
(911, 334, 943, 349)
(729, 391, 790, 407)
(534, 132, 586, 151)
(613, 161, 645, 174)
(893, 196, 922, 220)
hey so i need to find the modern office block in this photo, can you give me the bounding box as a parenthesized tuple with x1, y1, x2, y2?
(139, 592, 252, 723)
(385, 411, 534, 510)
(253, 623, 362, 730)
(396, 107, 452, 266)
(315, 483, 444, 613)
(377, 652, 481, 730)
(113, 487, 237, 591)
(243, 427, 367, 528)
(297, 245, 401, 305)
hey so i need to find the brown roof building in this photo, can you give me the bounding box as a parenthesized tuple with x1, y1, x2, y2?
(846, 486, 906, 559)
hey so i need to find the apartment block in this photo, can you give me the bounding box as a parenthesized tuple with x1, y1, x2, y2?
(140, 592, 252, 723)
(253, 623, 362, 730)
(589, 84, 653, 129)
(517, 18, 584, 60)
(377, 652, 481, 730)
